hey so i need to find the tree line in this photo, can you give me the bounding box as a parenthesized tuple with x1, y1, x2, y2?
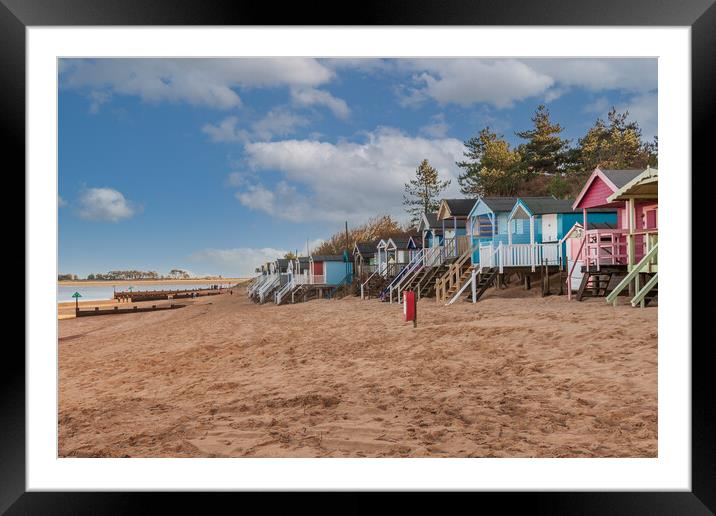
(58, 269, 225, 281)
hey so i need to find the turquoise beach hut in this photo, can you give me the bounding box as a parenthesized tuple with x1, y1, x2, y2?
(309, 255, 353, 285)
(467, 196, 519, 265)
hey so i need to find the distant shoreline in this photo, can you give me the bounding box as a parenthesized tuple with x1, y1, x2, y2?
(59, 278, 247, 287)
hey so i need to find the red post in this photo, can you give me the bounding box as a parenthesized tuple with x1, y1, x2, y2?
(404, 291, 416, 326)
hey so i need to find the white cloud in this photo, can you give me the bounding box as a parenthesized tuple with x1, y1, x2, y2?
(201, 116, 246, 142)
(77, 187, 136, 222)
(58, 195, 67, 207)
(233, 127, 463, 223)
(531, 59, 657, 94)
(397, 58, 657, 109)
(60, 58, 335, 110)
(188, 247, 289, 277)
(251, 108, 311, 140)
(401, 59, 555, 109)
(203, 108, 311, 143)
(290, 87, 350, 119)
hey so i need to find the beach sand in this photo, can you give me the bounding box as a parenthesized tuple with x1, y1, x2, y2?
(58, 285, 657, 458)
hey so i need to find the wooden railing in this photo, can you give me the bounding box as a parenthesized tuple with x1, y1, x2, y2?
(584, 228, 628, 270)
(435, 241, 481, 303)
(628, 230, 658, 271)
(606, 242, 658, 307)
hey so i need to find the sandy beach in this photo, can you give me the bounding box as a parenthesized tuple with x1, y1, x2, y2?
(58, 286, 657, 458)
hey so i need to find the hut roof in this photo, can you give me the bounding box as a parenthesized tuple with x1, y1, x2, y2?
(439, 198, 477, 218)
(354, 241, 378, 255)
(601, 169, 644, 189)
(423, 211, 441, 229)
(479, 196, 520, 213)
(518, 198, 576, 215)
(311, 254, 346, 262)
(607, 167, 658, 202)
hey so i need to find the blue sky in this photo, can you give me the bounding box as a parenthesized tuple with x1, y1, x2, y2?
(58, 58, 657, 277)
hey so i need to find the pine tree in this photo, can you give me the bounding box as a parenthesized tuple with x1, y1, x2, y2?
(456, 128, 524, 196)
(403, 159, 451, 227)
(573, 108, 653, 171)
(515, 104, 570, 176)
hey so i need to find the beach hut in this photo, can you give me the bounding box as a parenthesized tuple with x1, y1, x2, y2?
(436, 199, 474, 258)
(375, 235, 417, 278)
(467, 196, 519, 266)
(353, 240, 379, 279)
(418, 211, 443, 249)
(603, 167, 658, 307)
(309, 255, 353, 285)
(386, 236, 418, 275)
(568, 167, 653, 300)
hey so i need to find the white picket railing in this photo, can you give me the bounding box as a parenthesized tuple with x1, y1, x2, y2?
(478, 242, 562, 273)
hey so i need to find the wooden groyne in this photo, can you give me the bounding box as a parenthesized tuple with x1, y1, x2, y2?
(113, 285, 235, 302)
(75, 304, 187, 317)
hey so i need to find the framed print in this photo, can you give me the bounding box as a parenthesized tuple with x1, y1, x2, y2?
(6, 0, 714, 512)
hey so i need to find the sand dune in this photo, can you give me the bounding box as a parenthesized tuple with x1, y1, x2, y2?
(58, 287, 657, 458)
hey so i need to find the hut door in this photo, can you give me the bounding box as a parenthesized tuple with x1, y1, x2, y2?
(312, 261, 323, 275)
(542, 214, 558, 242)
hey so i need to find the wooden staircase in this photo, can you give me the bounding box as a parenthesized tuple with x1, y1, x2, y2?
(576, 271, 621, 300)
(362, 274, 390, 299)
(472, 267, 499, 302)
(441, 264, 475, 302)
(413, 263, 450, 299)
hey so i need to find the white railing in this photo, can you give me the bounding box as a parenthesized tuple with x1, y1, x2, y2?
(479, 242, 562, 273)
(274, 276, 295, 304)
(478, 244, 500, 270)
(257, 275, 280, 303)
(311, 274, 325, 285)
(360, 268, 381, 299)
(248, 274, 270, 296)
(389, 248, 425, 303)
(293, 273, 310, 285)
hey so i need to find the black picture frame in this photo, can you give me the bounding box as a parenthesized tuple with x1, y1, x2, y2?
(5, 0, 713, 512)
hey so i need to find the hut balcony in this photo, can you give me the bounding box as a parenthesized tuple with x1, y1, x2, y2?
(582, 227, 657, 271)
(478, 241, 563, 272)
